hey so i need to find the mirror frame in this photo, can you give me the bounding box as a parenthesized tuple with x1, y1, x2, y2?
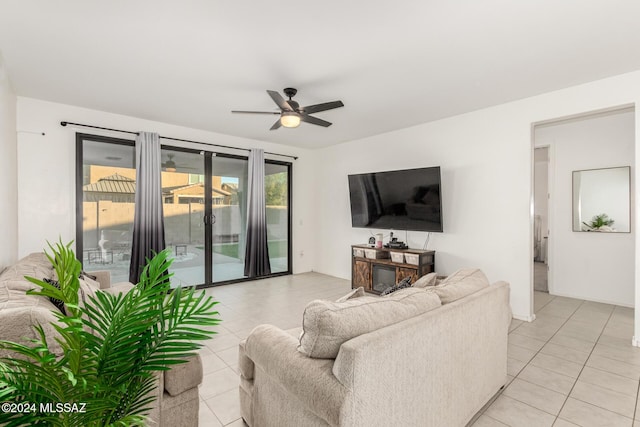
(572, 165, 631, 233)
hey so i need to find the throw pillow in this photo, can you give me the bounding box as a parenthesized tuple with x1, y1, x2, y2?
(43, 278, 66, 315)
(77, 277, 101, 334)
(77, 277, 99, 308)
(412, 272, 438, 288)
(380, 276, 412, 296)
(336, 287, 365, 303)
(80, 271, 97, 281)
(432, 268, 489, 304)
(43, 275, 101, 317)
(78, 271, 101, 290)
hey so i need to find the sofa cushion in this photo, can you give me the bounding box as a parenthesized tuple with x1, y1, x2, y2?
(0, 253, 54, 298)
(298, 288, 441, 359)
(104, 282, 135, 295)
(335, 287, 365, 302)
(412, 272, 438, 288)
(77, 277, 100, 308)
(432, 268, 489, 304)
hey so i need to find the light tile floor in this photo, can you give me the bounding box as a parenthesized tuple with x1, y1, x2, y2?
(197, 273, 639, 427)
(473, 291, 640, 427)
(197, 272, 352, 426)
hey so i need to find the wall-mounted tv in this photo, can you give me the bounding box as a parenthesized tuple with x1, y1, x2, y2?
(348, 166, 443, 232)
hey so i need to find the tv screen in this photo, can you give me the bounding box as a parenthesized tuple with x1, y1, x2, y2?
(348, 166, 443, 232)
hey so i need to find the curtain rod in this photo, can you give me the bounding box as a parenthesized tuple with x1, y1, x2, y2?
(60, 121, 298, 160)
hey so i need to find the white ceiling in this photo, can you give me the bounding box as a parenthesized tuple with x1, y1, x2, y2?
(1, 1, 640, 149)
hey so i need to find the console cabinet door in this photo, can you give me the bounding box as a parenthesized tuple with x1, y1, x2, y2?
(397, 267, 418, 284)
(353, 260, 371, 291)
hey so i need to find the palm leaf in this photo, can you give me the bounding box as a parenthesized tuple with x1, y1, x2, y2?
(0, 242, 221, 425)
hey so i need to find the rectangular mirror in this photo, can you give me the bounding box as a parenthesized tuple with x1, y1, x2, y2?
(573, 166, 631, 232)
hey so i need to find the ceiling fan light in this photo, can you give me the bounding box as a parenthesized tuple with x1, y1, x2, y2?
(280, 112, 301, 128)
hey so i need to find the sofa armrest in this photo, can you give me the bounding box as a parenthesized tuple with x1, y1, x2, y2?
(238, 339, 254, 380)
(163, 354, 202, 396)
(243, 324, 348, 426)
(0, 306, 63, 357)
(89, 271, 111, 289)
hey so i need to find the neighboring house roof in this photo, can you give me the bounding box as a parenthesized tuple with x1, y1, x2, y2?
(163, 183, 231, 197)
(83, 175, 231, 201)
(83, 173, 136, 194)
(222, 183, 238, 193)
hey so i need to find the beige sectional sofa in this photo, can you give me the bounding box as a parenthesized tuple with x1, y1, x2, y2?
(239, 269, 511, 427)
(0, 253, 202, 427)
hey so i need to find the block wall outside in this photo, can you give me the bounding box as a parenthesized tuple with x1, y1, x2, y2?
(82, 202, 287, 250)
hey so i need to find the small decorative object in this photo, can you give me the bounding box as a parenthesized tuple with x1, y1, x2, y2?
(375, 233, 383, 248)
(368, 236, 376, 246)
(582, 213, 615, 232)
(380, 276, 412, 296)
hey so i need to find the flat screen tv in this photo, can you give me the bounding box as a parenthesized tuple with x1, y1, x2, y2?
(348, 166, 443, 232)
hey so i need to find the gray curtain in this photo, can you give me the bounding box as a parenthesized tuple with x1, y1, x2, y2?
(129, 132, 166, 283)
(244, 148, 271, 278)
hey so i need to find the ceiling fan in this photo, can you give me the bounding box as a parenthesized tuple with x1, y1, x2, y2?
(162, 154, 196, 172)
(232, 88, 344, 130)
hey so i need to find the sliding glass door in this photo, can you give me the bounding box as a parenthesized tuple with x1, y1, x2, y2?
(265, 162, 290, 274)
(78, 134, 292, 287)
(160, 148, 206, 287)
(210, 155, 249, 282)
(77, 135, 136, 285)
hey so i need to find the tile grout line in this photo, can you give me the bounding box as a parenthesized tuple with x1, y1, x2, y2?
(474, 294, 560, 426)
(508, 292, 555, 335)
(496, 298, 589, 425)
(513, 297, 583, 378)
(634, 372, 640, 422)
(201, 397, 227, 427)
(533, 292, 556, 313)
(551, 301, 620, 425)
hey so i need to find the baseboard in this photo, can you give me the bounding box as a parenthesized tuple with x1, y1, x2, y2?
(548, 291, 634, 308)
(632, 337, 640, 348)
(512, 313, 536, 322)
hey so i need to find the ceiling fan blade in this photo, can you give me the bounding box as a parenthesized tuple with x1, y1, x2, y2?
(302, 100, 344, 115)
(301, 114, 332, 127)
(270, 118, 282, 130)
(231, 110, 280, 115)
(267, 90, 294, 111)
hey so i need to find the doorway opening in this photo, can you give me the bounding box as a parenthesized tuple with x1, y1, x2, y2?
(533, 147, 549, 293)
(531, 105, 635, 316)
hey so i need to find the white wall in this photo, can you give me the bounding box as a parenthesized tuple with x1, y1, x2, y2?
(12, 71, 640, 335)
(535, 110, 635, 306)
(313, 70, 640, 322)
(0, 54, 17, 270)
(15, 97, 316, 274)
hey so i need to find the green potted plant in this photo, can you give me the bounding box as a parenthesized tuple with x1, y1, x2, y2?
(582, 213, 615, 231)
(0, 241, 219, 426)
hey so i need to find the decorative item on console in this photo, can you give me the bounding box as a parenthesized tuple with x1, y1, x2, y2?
(384, 232, 408, 249)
